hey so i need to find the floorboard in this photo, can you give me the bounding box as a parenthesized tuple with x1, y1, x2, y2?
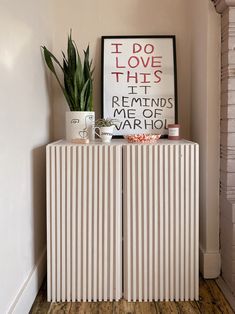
(30, 277, 234, 313)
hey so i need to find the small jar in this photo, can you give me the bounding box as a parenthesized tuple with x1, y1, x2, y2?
(168, 124, 180, 140)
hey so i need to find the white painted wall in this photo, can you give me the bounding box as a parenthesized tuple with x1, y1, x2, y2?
(0, 1, 54, 313)
(190, 0, 221, 277)
(52, 0, 192, 140)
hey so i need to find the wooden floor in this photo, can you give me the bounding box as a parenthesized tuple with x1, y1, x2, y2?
(30, 277, 234, 313)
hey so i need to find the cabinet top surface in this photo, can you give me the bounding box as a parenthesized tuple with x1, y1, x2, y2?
(47, 139, 198, 147)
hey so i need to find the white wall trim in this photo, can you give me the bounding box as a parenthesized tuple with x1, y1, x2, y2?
(216, 276, 235, 311)
(7, 247, 47, 314)
(199, 246, 221, 278)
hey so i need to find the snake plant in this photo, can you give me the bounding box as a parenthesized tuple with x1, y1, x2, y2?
(41, 31, 94, 111)
(95, 118, 119, 127)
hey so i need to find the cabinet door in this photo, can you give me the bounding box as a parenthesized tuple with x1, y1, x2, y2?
(46, 144, 123, 302)
(123, 143, 199, 301)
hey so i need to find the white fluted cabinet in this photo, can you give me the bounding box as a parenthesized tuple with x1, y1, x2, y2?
(46, 139, 199, 302)
(123, 142, 199, 301)
(46, 140, 123, 302)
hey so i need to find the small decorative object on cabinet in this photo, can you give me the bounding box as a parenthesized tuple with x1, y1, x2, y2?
(41, 31, 95, 141)
(168, 123, 180, 140)
(94, 118, 118, 143)
(46, 139, 199, 302)
(124, 133, 161, 143)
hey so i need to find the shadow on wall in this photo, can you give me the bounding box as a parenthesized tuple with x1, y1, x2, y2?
(31, 50, 54, 263)
(94, 37, 102, 119)
(30, 58, 54, 283)
(42, 49, 54, 141)
(31, 145, 47, 267)
(30, 59, 54, 283)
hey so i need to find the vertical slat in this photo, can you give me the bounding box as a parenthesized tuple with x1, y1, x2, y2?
(174, 145, 180, 301)
(71, 147, 76, 301)
(153, 145, 158, 300)
(190, 145, 195, 300)
(51, 146, 56, 302)
(109, 146, 114, 300)
(142, 145, 148, 301)
(124, 145, 131, 301)
(66, 146, 71, 301)
(82, 146, 87, 300)
(148, 145, 153, 301)
(185, 145, 189, 300)
(76, 146, 82, 301)
(61, 146, 66, 302)
(159, 145, 164, 301)
(137, 145, 143, 301)
(56, 146, 61, 301)
(46, 146, 52, 301)
(164, 145, 169, 301)
(103, 145, 108, 301)
(87, 146, 92, 301)
(169, 145, 174, 301)
(98, 145, 103, 301)
(115, 145, 122, 301)
(195, 144, 199, 300)
(131, 146, 137, 301)
(179, 144, 185, 300)
(107, 147, 111, 300)
(93, 145, 98, 301)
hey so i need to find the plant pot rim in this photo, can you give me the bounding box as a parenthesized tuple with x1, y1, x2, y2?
(66, 110, 95, 113)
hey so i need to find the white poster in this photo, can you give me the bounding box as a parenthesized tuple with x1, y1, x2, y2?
(102, 36, 177, 136)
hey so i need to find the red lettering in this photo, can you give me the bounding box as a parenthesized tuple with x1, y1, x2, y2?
(111, 43, 123, 53)
(144, 44, 154, 54)
(128, 56, 140, 68)
(133, 43, 155, 54)
(152, 56, 162, 67)
(115, 57, 125, 68)
(139, 73, 151, 83)
(133, 43, 142, 53)
(127, 71, 138, 83)
(140, 56, 150, 67)
(111, 72, 124, 82)
(154, 70, 162, 83)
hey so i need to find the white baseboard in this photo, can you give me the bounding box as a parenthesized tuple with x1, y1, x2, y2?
(216, 276, 235, 311)
(8, 247, 47, 314)
(199, 246, 221, 278)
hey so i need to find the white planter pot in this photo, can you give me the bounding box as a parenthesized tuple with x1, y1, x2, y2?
(66, 111, 95, 141)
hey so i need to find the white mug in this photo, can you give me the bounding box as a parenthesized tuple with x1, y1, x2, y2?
(95, 126, 114, 143)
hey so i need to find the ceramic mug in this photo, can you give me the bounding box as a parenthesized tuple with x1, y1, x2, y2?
(94, 125, 114, 143)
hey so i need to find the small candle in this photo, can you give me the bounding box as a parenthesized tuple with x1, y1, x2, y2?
(168, 124, 180, 140)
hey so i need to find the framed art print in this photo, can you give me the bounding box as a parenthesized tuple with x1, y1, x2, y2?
(102, 35, 178, 136)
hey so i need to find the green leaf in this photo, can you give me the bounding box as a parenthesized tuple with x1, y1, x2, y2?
(74, 70, 79, 111)
(62, 51, 68, 67)
(67, 32, 77, 76)
(41, 46, 64, 72)
(80, 79, 90, 111)
(74, 41, 83, 76)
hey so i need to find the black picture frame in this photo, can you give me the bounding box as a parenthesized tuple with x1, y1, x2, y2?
(101, 35, 178, 137)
